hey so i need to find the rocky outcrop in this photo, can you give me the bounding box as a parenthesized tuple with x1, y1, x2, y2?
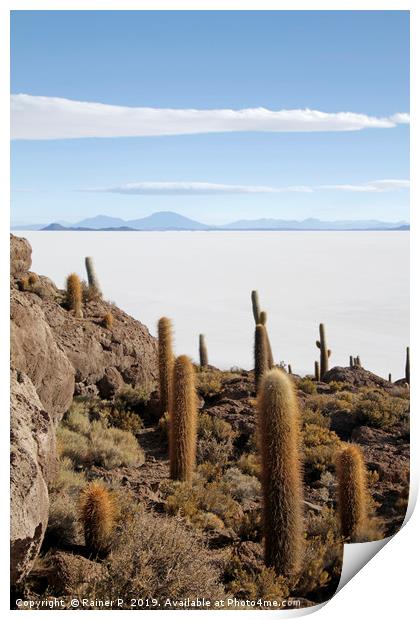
(11, 289, 75, 423)
(10, 369, 55, 585)
(322, 366, 391, 388)
(10, 234, 158, 586)
(10, 234, 31, 277)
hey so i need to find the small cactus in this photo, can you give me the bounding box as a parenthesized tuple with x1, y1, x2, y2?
(79, 481, 115, 555)
(336, 445, 367, 541)
(316, 323, 330, 379)
(169, 355, 197, 483)
(158, 317, 174, 415)
(66, 273, 83, 318)
(388, 373, 392, 383)
(288, 364, 292, 375)
(28, 272, 39, 286)
(314, 360, 320, 382)
(258, 369, 303, 576)
(199, 334, 208, 367)
(405, 347, 410, 385)
(254, 324, 268, 392)
(103, 312, 113, 329)
(349, 355, 354, 368)
(85, 256, 102, 297)
(251, 290, 261, 324)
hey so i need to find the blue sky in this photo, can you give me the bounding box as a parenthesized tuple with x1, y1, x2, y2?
(11, 10, 409, 225)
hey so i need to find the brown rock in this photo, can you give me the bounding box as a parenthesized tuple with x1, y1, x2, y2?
(10, 369, 55, 585)
(11, 288, 75, 423)
(10, 234, 32, 277)
(47, 551, 104, 595)
(322, 366, 390, 388)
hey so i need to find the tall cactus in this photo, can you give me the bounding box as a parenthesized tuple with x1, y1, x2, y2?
(316, 323, 331, 379)
(85, 256, 102, 297)
(314, 360, 320, 382)
(349, 355, 354, 368)
(158, 317, 174, 414)
(259, 311, 274, 368)
(199, 334, 208, 368)
(251, 290, 261, 324)
(388, 373, 392, 383)
(336, 445, 367, 541)
(258, 369, 303, 576)
(169, 355, 197, 483)
(405, 346, 410, 385)
(254, 324, 268, 392)
(66, 273, 83, 318)
(288, 364, 292, 375)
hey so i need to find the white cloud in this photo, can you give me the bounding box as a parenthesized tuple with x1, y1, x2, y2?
(11, 94, 410, 140)
(81, 179, 409, 195)
(317, 179, 410, 193)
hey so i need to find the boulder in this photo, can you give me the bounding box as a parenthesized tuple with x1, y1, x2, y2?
(10, 369, 55, 585)
(10, 234, 32, 277)
(322, 366, 390, 388)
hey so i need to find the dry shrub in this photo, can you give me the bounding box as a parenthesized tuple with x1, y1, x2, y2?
(106, 408, 143, 435)
(197, 413, 236, 466)
(224, 551, 289, 602)
(45, 458, 86, 548)
(222, 467, 260, 505)
(354, 391, 409, 429)
(114, 385, 153, 412)
(294, 507, 343, 600)
(196, 368, 223, 397)
(164, 478, 243, 530)
(298, 377, 317, 395)
(237, 452, 261, 478)
(57, 407, 144, 469)
(302, 423, 342, 478)
(82, 509, 224, 607)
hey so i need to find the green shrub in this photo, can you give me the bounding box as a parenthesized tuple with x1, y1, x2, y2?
(302, 424, 342, 478)
(298, 377, 317, 395)
(114, 385, 153, 413)
(354, 391, 409, 429)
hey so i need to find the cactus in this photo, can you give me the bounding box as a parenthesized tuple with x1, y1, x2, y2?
(254, 324, 268, 392)
(388, 373, 392, 383)
(314, 360, 320, 382)
(356, 356, 361, 367)
(259, 310, 267, 325)
(336, 445, 367, 541)
(316, 323, 330, 379)
(79, 481, 115, 555)
(251, 290, 261, 324)
(169, 355, 197, 483)
(103, 312, 113, 329)
(28, 272, 38, 286)
(199, 334, 208, 367)
(66, 273, 83, 318)
(288, 364, 292, 375)
(85, 256, 102, 297)
(405, 347, 410, 385)
(158, 317, 174, 414)
(258, 369, 303, 576)
(349, 355, 354, 368)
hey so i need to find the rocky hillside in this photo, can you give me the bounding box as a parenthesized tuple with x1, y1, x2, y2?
(10, 234, 157, 585)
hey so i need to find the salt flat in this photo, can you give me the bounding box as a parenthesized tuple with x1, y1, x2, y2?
(22, 231, 409, 380)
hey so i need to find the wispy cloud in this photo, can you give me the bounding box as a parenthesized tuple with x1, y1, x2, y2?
(11, 94, 410, 140)
(81, 179, 409, 195)
(317, 179, 410, 192)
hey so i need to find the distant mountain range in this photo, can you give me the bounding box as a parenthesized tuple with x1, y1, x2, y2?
(12, 211, 410, 232)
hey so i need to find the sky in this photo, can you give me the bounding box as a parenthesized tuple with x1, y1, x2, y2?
(10, 10, 410, 225)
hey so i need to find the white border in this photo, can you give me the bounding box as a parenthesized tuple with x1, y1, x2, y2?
(1, 2, 417, 617)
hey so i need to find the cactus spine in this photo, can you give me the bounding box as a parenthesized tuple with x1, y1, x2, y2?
(84, 256, 102, 297)
(251, 290, 261, 324)
(158, 317, 174, 414)
(169, 355, 197, 483)
(314, 360, 320, 381)
(66, 273, 83, 318)
(316, 323, 330, 379)
(254, 324, 268, 392)
(199, 334, 208, 368)
(258, 369, 303, 576)
(79, 481, 115, 555)
(336, 445, 367, 541)
(405, 346, 410, 384)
